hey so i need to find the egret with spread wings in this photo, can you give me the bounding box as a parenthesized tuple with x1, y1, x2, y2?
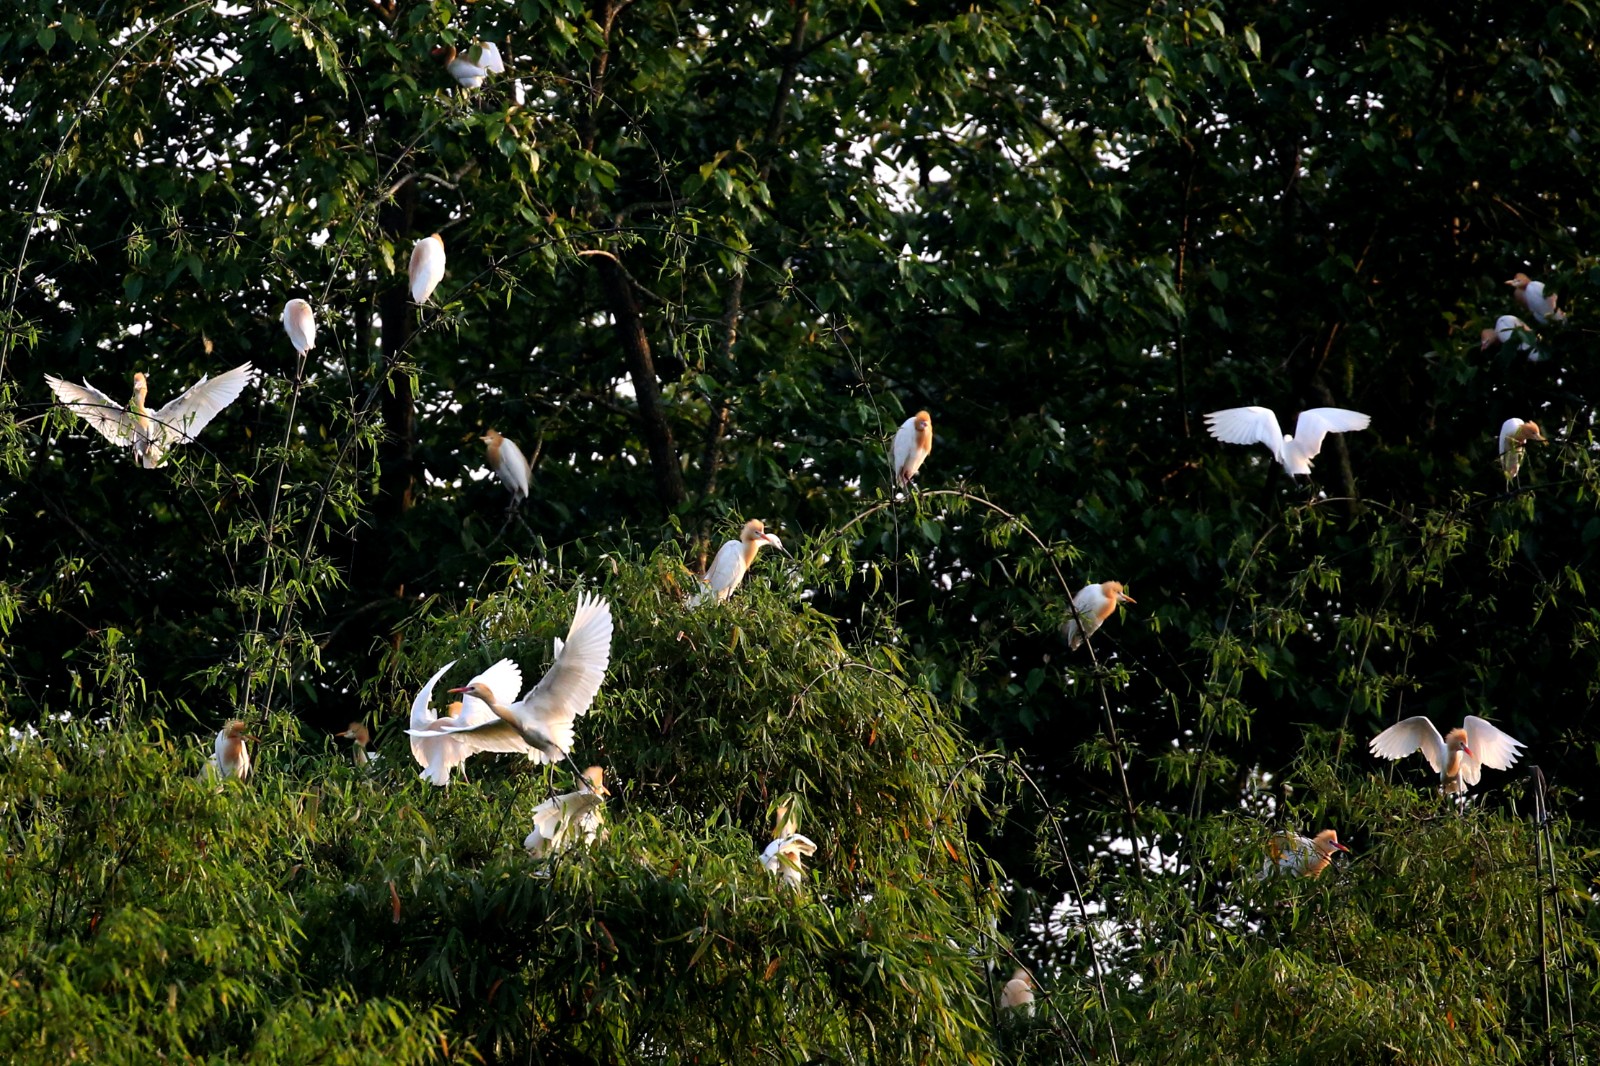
(1204, 405, 1370, 477)
(45, 363, 253, 468)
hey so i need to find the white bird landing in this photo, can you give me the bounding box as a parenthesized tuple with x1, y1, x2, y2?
(524, 766, 610, 859)
(1204, 405, 1371, 476)
(407, 594, 614, 770)
(46, 363, 253, 468)
(1369, 715, 1525, 795)
(406, 658, 531, 786)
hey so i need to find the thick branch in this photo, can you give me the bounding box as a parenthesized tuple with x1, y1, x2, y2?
(596, 255, 686, 509)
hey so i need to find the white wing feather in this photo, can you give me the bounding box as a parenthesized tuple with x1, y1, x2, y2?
(1460, 715, 1525, 785)
(1290, 408, 1371, 462)
(44, 376, 138, 445)
(516, 594, 614, 761)
(148, 362, 253, 448)
(1204, 406, 1286, 466)
(1369, 716, 1449, 774)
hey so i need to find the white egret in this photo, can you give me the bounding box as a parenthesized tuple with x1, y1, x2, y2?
(483, 428, 530, 506)
(999, 969, 1035, 1015)
(1507, 273, 1564, 325)
(760, 832, 818, 888)
(1498, 418, 1545, 480)
(45, 363, 253, 468)
(282, 299, 316, 355)
(1204, 405, 1371, 477)
(436, 41, 505, 88)
(337, 722, 376, 767)
(406, 658, 531, 786)
(688, 519, 786, 607)
(199, 719, 253, 783)
(1480, 315, 1543, 360)
(1261, 829, 1349, 879)
(409, 234, 446, 304)
(1369, 715, 1525, 795)
(524, 766, 610, 858)
(891, 410, 933, 486)
(1061, 580, 1136, 651)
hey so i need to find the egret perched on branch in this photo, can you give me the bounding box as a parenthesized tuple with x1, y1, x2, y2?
(45, 363, 253, 468)
(1261, 829, 1349, 879)
(483, 428, 530, 506)
(435, 41, 504, 87)
(1369, 715, 1525, 795)
(891, 410, 933, 486)
(1061, 581, 1135, 651)
(760, 832, 818, 888)
(1507, 273, 1565, 325)
(409, 234, 446, 305)
(199, 719, 253, 783)
(282, 299, 316, 355)
(337, 722, 376, 767)
(689, 519, 786, 607)
(406, 658, 531, 786)
(999, 969, 1035, 1015)
(1204, 405, 1371, 477)
(1480, 315, 1542, 360)
(410, 594, 614, 775)
(524, 766, 610, 858)
(1498, 418, 1545, 480)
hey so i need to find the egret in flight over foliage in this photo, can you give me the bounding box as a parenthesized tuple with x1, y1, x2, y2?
(524, 765, 610, 859)
(199, 719, 253, 783)
(1062, 580, 1135, 651)
(46, 363, 253, 469)
(1204, 405, 1371, 477)
(282, 298, 316, 355)
(1261, 829, 1350, 879)
(483, 428, 530, 506)
(1507, 273, 1564, 325)
(999, 969, 1036, 1015)
(406, 658, 530, 786)
(411, 594, 614, 772)
(1369, 715, 1526, 795)
(1498, 418, 1545, 480)
(689, 519, 786, 607)
(891, 410, 933, 486)
(409, 234, 446, 305)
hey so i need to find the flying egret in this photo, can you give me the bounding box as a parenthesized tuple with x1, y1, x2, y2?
(1061, 580, 1136, 651)
(1369, 715, 1525, 795)
(406, 658, 531, 786)
(409, 234, 446, 304)
(45, 363, 253, 468)
(337, 722, 376, 767)
(199, 719, 253, 783)
(524, 765, 610, 858)
(282, 299, 316, 355)
(999, 969, 1035, 1015)
(1204, 405, 1371, 477)
(1498, 418, 1545, 480)
(1261, 829, 1349, 879)
(411, 594, 614, 774)
(688, 519, 786, 607)
(760, 832, 818, 888)
(483, 428, 530, 506)
(435, 41, 504, 87)
(891, 410, 933, 486)
(1480, 315, 1543, 360)
(1507, 273, 1565, 325)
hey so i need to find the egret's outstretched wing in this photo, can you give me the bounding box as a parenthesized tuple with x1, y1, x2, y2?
(149, 362, 253, 445)
(408, 660, 456, 735)
(1290, 408, 1371, 461)
(1460, 715, 1526, 785)
(1204, 406, 1285, 466)
(1369, 716, 1449, 773)
(517, 594, 613, 758)
(44, 376, 136, 445)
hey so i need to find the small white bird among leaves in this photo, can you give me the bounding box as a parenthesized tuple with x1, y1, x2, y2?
(406, 659, 531, 786)
(760, 832, 818, 888)
(1204, 405, 1371, 477)
(688, 519, 786, 607)
(199, 719, 253, 783)
(337, 722, 376, 767)
(1507, 273, 1565, 325)
(409, 234, 446, 305)
(483, 428, 531, 507)
(1498, 418, 1545, 480)
(437, 41, 505, 88)
(1480, 315, 1543, 361)
(282, 299, 316, 355)
(999, 968, 1036, 1015)
(1261, 829, 1350, 879)
(1369, 715, 1526, 795)
(46, 363, 253, 468)
(891, 410, 934, 486)
(524, 766, 611, 859)
(1061, 580, 1136, 651)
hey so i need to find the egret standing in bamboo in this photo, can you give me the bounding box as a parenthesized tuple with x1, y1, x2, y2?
(891, 410, 933, 486)
(483, 428, 531, 507)
(1061, 581, 1135, 651)
(524, 766, 610, 858)
(1204, 405, 1371, 477)
(760, 831, 818, 888)
(199, 719, 253, 783)
(1369, 715, 1525, 795)
(282, 299, 316, 355)
(689, 519, 786, 607)
(409, 234, 446, 305)
(45, 363, 253, 468)
(1261, 829, 1350, 879)
(1498, 418, 1545, 480)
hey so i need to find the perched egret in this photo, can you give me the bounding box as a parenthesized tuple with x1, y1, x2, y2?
(282, 299, 316, 355)
(524, 766, 610, 859)
(412, 594, 614, 771)
(409, 234, 446, 304)
(45, 363, 253, 468)
(1507, 273, 1564, 325)
(1369, 715, 1525, 795)
(1204, 405, 1371, 477)
(337, 722, 376, 767)
(688, 519, 786, 607)
(1261, 829, 1349, 879)
(891, 410, 934, 486)
(1061, 580, 1136, 651)
(483, 428, 531, 506)
(1498, 418, 1545, 480)
(435, 41, 504, 87)
(406, 658, 531, 786)
(199, 719, 253, 783)
(760, 832, 818, 888)
(1480, 315, 1543, 360)
(999, 969, 1036, 1015)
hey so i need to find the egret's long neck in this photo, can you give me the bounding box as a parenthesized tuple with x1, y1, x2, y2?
(1443, 748, 1464, 785)
(742, 538, 762, 568)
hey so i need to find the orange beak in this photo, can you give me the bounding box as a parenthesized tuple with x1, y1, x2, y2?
(448, 686, 470, 695)
(1332, 841, 1351, 853)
